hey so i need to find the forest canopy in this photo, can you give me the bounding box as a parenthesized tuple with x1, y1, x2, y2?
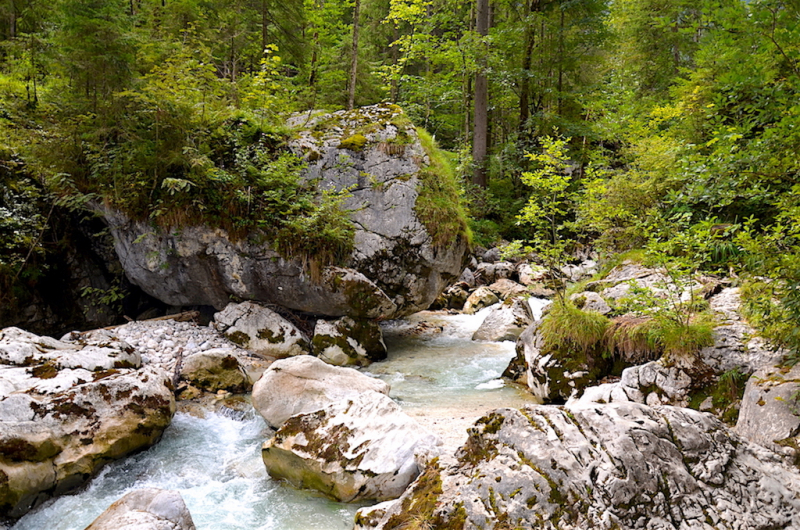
(1, 0, 800, 357)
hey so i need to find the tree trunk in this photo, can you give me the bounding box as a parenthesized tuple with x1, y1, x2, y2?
(347, 0, 361, 110)
(519, 0, 539, 133)
(472, 0, 490, 188)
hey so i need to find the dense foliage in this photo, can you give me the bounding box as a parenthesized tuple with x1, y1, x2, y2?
(0, 0, 799, 355)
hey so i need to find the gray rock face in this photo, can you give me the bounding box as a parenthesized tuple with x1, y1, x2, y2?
(0, 328, 175, 518)
(359, 402, 800, 530)
(251, 355, 390, 428)
(472, 300, 533, 342)
(475, 261, 514, 285)
(570, 291, 611, 314)
(84, 489, 195, 530)
(737, 364, 800, 451)
(100, 105, 467, 319)
(311, 316, 387, 367)
(517, 263, 548, 286)
(571, 360, 694, 409)
(700, 288, 784, 374)
(262, 391, 440, 502)
(213, 302, 310, 358)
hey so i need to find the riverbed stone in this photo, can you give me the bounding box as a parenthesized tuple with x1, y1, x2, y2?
(517, 263, 548, 285)
(98, 104, 468, 320)
(0, 327, 175, 518)
(251, 355, 390, 428)
(84, 489, 196, 530)
(262, 391, 440, 503)
(357, 402, 800, 529)
(472, 299, 533, 342)
(179, 348, 251, 393)
(213, 302, 310, 358)
(462, 287, 499, 315)
(487, 279, 528, 300)
(311, 317, 387, 367)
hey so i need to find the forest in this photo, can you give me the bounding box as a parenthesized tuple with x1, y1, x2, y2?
(0, 0, 799, 357)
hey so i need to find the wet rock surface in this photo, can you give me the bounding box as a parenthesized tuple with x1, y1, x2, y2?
(311, 316, 387, 367)
(0, 328, 175, 519)
(84, 489, 196, 530)
(472, 299, 533, 342)
(359, 402, 800, 530)
(262, 391, 441, 503)
(251, 355, 390, 428)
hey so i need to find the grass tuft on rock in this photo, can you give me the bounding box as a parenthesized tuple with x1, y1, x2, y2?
(539, 299, 610, 354)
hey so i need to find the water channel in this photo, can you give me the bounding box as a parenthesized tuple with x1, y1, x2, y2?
(12, 302, 547, 530)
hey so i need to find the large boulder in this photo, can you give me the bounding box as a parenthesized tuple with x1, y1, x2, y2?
(0, 328, 175, 518)
(262, 391, 440, 502)
(311, 316, 387, 367)
(99, 105, 468, 320)
(251, 355, 390, 428)
(213, 302, 310, 358)
(357, 402, 800, 530)
(737, 363, 800, 452)
(84, 489, 195, 530)
(472, 299, 533, 342)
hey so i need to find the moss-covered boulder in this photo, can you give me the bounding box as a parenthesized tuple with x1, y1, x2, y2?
(0, 327, 175, 519)
(262, 391, 441, 502)
(179, 348, 251, 393)
(213, 302, 310, 358)
(358, 403, 800, 529)
(311, 316, 387, 367)
(99, 104, 468, 320)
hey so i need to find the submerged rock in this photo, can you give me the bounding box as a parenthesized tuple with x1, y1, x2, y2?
(84, 489, 195, 530)
(213, 302, 310, 358)
(262, 391, 440, 502)
(0, 327, 175, 518)
(99, 105, 468, 320)
(311, 316, 387, 367)
(359, 402, 800, 529)
(251, 355, 389, 428)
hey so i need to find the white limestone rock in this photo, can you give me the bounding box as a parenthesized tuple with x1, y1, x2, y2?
(0, 327, 175, 518)
(359, 402, 800, 529)
(472, 299, 533, 342)
(311, 317, 387, 367)
(262, 391, 441, 502)
(84, 489, 195, 530)
(463, 287, 500, 315)
(251, 355, 389, 428)
(737, 363, 800, 452)
(213, 302, 310, 358)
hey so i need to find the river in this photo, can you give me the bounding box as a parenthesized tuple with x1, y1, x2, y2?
(11, 302, 546, 530)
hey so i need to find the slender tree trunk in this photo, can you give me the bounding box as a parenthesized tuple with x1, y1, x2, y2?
(557, 6, 564, 116)
(473, 0, 490, 188)
(390, 23, 399, 102)
(262, 0, 269, 55)
(519, 0, 539, 133)
(347, 0, 361, 110)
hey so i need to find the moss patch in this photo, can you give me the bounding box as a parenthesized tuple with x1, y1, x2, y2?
(415, 127, 471, 250)
(338, 134, 368, 152)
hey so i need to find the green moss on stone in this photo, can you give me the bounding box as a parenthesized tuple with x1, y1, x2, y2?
(226, 330, 250, 347)
(338, 134, 368, 152)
